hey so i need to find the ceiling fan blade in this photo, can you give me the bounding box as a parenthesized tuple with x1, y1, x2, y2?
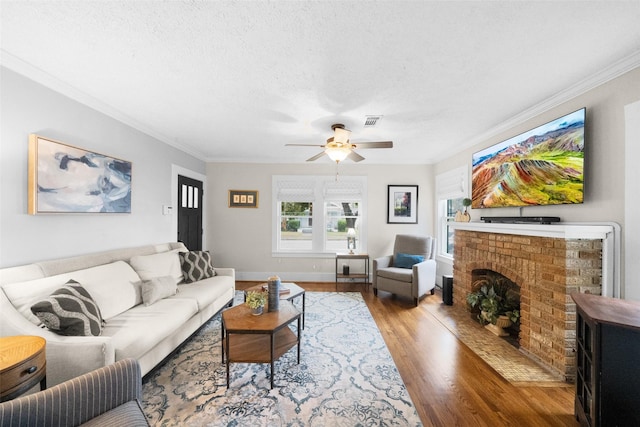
(306, 151, 327, 162)
(286, 143, 326, 147)
(352, 141, 393, 149)
(347, 151, 365, 162)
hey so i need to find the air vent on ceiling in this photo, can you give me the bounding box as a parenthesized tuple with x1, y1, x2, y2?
(364, 115, 383, 127)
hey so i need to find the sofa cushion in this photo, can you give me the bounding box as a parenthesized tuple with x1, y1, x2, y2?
(102, 298, 198, 361)
(394, 253, 425, 269)
(81, 400, 149, 427)
(141, 276, 177, 306)
(30, 280, 104, 336)
(178, 251, 215, 283)
(129, 250, 183, 285)
(73, 261, 142, 320)
(2, 261, 141, 324)
(170, 275, 234, 310)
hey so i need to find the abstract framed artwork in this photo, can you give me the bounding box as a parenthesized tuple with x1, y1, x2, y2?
(28, 134, 132, 214)
(387, 185, 418, 224)
(228, 190, 259, 208)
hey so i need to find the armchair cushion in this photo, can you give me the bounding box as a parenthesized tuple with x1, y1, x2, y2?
(394, 253, 425, 269)
(0, 358, 147, 426)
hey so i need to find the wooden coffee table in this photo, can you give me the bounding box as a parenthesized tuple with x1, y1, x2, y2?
(221, 300, 301, 389)
(244, 282, 306, 329)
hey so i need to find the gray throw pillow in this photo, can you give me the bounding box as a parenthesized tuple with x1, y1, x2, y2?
(179, 251, 215, 283)
(141, 276, 178, 306)
(30, 280, 104, 336)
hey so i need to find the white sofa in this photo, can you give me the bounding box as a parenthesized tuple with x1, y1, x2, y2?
(0, 242, 235, 386)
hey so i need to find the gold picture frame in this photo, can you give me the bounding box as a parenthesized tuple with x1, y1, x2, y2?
(228, 190, 258, 208)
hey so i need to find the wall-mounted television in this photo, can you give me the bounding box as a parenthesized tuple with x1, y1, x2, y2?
(471, 108, 585, 209)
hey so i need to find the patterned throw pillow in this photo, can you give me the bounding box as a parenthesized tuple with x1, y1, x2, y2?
(30, 280, 104, 336)
(179, 251, 215, 283)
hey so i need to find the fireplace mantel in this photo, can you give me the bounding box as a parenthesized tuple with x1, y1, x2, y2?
(451, 221, 621, 298)
(450, 221, 614, 239)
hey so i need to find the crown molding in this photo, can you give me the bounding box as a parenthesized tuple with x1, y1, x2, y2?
(3, 48, 638, 165)
(0, 49, 205, 159)
(431, 49, 640, 164)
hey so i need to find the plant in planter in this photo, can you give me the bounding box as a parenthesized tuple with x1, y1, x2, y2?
(455, 198, 473, 222)
(462, 198, 472, 215)
(466, 277, 520, 336)
(245, 291, 267, 315)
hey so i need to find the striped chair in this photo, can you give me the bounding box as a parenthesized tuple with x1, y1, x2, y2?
(0, 358, 148, 427)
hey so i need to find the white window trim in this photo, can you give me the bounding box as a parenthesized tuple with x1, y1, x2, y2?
(435, 166, 468, 264)
(272, 175, 367, 257)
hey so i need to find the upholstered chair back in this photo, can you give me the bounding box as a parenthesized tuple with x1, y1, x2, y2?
(392, 234, 435, 262)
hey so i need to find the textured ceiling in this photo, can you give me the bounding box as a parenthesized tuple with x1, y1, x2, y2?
(2, 1, 640, 164)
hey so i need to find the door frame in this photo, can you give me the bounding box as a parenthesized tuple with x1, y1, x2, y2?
(171, 165, 207, 250)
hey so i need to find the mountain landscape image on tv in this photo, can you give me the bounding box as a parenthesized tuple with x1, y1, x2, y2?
(472, 108, 585, 209)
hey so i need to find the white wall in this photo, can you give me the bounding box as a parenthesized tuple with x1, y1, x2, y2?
(206, 162, 433, 281)
(433, 67, 640, 300)
(0, 67, 206, 267)
(624, 99, 640, 301)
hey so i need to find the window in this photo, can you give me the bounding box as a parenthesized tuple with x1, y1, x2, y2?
(325, 201, 359, 252)
(273, 176, 366, 256)
(436, 166, 469, 260)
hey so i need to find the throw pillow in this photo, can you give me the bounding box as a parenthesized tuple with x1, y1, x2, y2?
(129, 250, 183, 285)
(179, 251, 215, 283)
(394, 253, 425, 269)
(30, 280, 104, 336)
(141, 276, 178, 306)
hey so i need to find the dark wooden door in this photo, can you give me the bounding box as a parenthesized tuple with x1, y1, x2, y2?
(177, 175, 203, 251)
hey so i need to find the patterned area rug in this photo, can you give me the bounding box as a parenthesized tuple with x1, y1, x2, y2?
(142, 292, 422, 426)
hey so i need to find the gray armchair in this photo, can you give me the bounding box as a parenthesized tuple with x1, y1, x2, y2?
(373, 234, 437, 306)
(0, 358, 148, 427)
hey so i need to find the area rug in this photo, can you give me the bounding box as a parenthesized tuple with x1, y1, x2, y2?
(423, 301, 565, 385)
(142, 292, 423, 426)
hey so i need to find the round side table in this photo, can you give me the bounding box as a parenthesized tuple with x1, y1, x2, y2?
(0, 336, 46, 402)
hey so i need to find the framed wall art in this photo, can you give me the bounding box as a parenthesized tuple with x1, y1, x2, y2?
(228, 190, 259, 208)
(387, 185, 418, 224)
(28, 134, 132, 214)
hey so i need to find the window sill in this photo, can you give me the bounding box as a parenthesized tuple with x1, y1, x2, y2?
(436, 254, 454, 265)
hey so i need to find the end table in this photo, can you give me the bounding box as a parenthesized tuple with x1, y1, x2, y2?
(0, 336, 46, 402)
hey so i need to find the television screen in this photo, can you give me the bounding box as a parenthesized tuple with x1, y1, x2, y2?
(472, 108, 585, 208)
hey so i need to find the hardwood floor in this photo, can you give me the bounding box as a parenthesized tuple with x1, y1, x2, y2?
(237, 281, 578, 427)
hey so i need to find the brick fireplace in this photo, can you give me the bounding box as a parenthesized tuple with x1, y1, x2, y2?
(451, 222, 618, 381)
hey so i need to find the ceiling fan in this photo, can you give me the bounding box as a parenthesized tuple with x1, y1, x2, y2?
(286, 124, 393, 163)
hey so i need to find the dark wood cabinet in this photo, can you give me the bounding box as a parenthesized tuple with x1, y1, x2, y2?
(572, 293, 640, 427)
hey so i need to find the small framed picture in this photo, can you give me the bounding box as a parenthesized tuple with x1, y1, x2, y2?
(228, 190, 259, 208)
(387, 185, 418, 224)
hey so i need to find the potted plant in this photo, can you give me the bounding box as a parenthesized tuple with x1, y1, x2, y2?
(462, 198, 472, 214)
(245, 291, 267, 315)
(466, 277, 520, 336)
(455, 198, 472, 222)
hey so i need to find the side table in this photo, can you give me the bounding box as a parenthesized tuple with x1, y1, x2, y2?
(0, 336, 47, 402)
(335, 253, 370, 291)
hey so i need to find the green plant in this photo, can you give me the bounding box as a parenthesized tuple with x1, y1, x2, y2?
(285, 219, 300, 232)
(245, 291, 267, 309)
(462, 198, 472, 213)
(466, 278, 520, 325)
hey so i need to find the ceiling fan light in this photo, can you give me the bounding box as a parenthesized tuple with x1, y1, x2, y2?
(325, 146, 350, 162)
(333, 127, 351, 144)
